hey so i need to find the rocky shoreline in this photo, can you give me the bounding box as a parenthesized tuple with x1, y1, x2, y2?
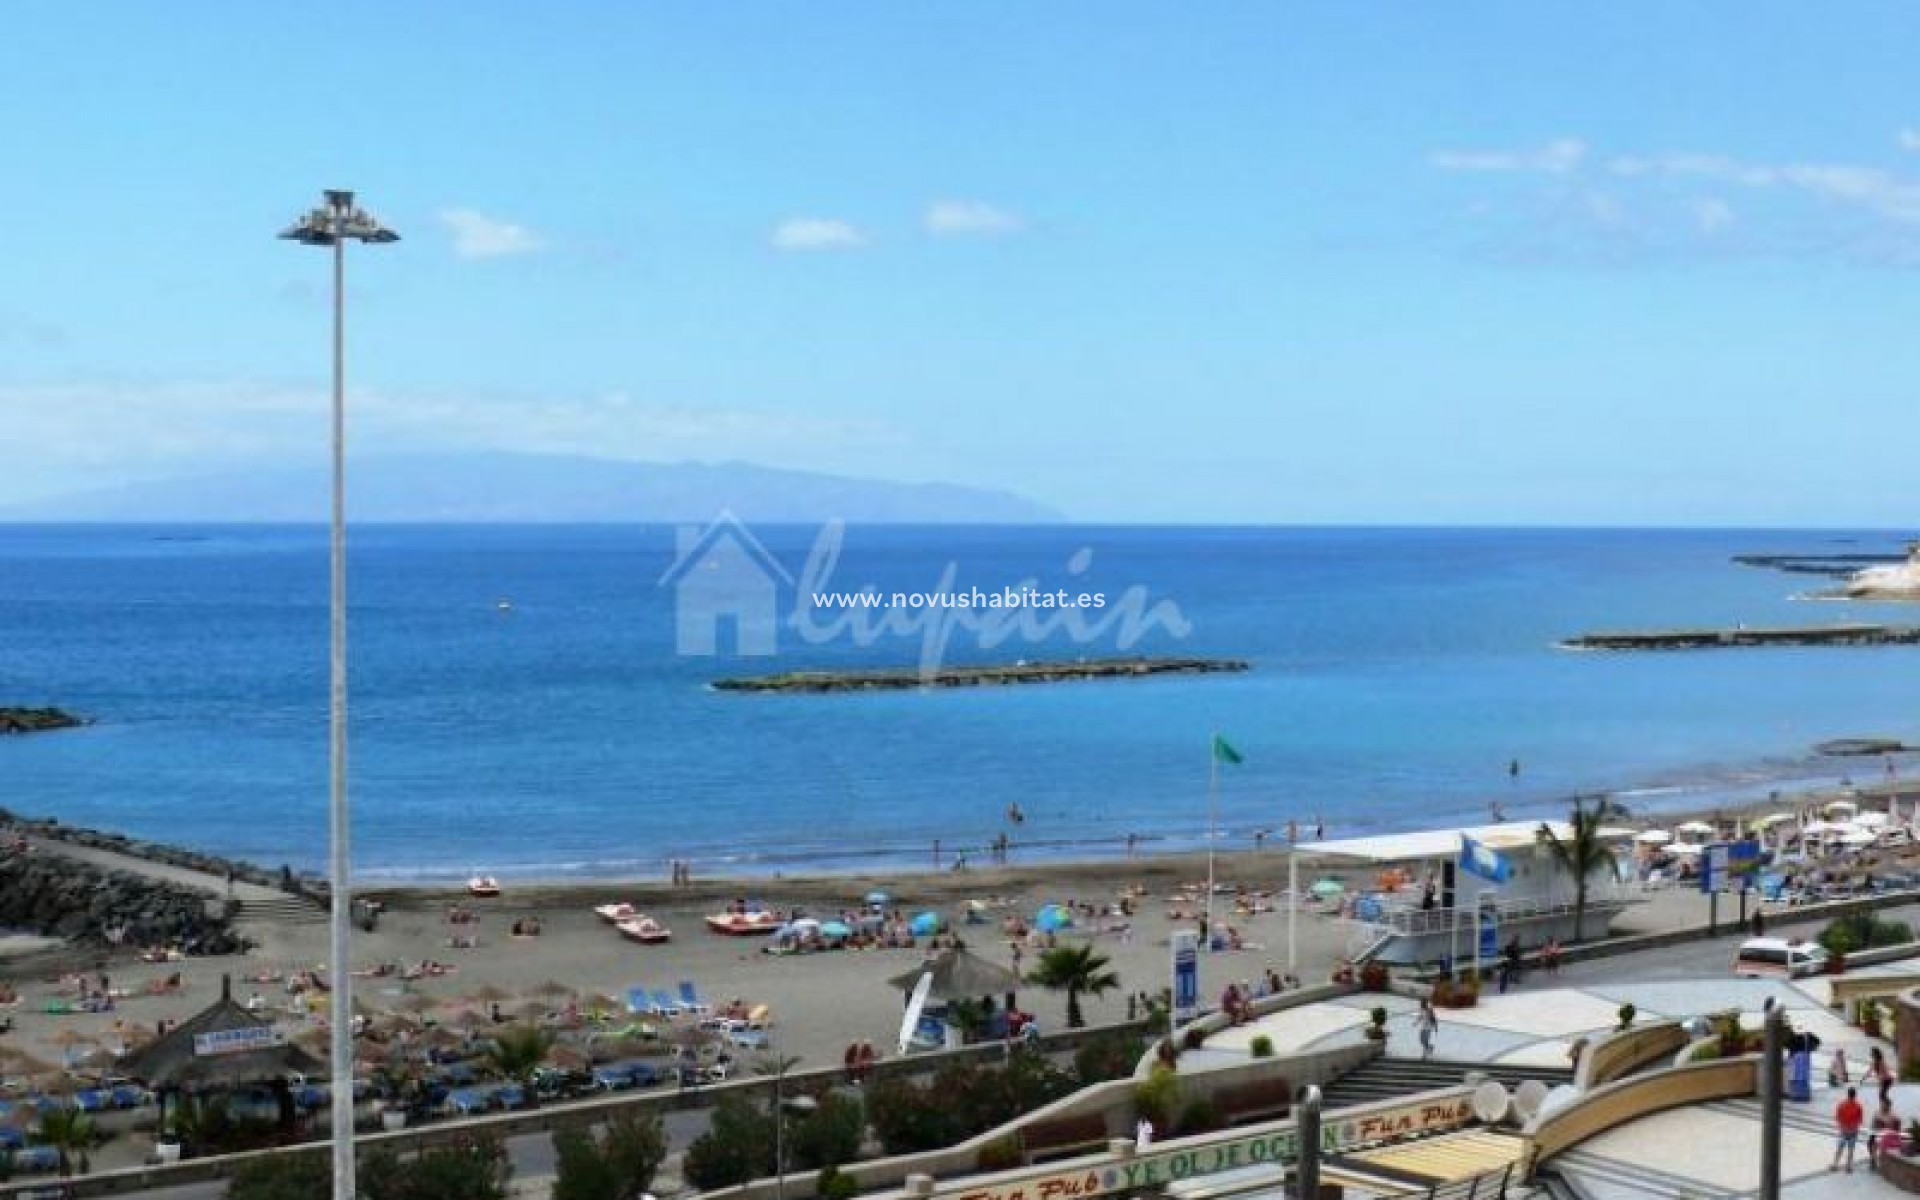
(0, 706, 85, 734)
(0, 807, 282, 890)
(0, 848, 248, 955)
(713, 655, 1250, 693)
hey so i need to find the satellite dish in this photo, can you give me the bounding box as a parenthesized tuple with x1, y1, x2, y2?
(1471, 1081, 1511, 1124)
(1512, 1079, 1550, 1122)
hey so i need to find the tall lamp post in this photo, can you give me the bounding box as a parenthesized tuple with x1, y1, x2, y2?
(280, 190, 398, 1200)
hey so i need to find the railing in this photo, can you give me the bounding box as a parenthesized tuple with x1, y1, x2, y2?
(1348, 891, 1639, 938)
(1425, 1164, 1514, 1199)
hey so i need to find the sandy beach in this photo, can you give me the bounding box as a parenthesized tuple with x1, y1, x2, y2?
(0, 829, 1768, 1097)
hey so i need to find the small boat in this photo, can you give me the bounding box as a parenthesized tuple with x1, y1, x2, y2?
(594, 903, 639, 924)
(704, 910, 783, 936)
(616, 916, 672, 944)
(467, 876, 501, 898)
(496, 599, 514, 613)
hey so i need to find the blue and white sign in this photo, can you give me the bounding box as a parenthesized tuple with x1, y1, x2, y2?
(1478, 911, 1498, 961)
(1171, 930, 1199, 1022)
(192, 1026, 284, 1058)
(1700, 843, 1729, 893)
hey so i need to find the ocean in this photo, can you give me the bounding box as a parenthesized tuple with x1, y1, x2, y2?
(1, 523, 1915, 881)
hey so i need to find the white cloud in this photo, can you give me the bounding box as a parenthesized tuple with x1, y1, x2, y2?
(770, 217, 866, 251)
(1603, 153, 1920, 226)
(439, 208, 545, 259)
(1430, 138, 1587, 174)
(1900, 130, 1920, 152)
(924, 200, 1025, 237)
(1693, 197, 1735, 234)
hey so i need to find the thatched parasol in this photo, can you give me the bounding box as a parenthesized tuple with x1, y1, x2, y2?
(530, 980, 575, 999)
(48, 1029, 97, 1050)
(467, 984, 513, 1004)
(886, 948, 1021, 1001)
(392, 993, 439, 1014)
(511, 1000, 549, 1022)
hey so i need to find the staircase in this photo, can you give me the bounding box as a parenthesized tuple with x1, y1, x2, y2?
(233, 893, 329, 927)
(1320, 1057, 1573, 1111)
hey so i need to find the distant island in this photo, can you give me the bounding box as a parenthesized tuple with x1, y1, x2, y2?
(0, 707, 84, 734)
(0, 452, 1062, 525)
(714, 656, 1249, 693)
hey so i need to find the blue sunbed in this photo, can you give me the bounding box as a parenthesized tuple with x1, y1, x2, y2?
(678, 981, 712, 1014)
(650, 989, 682, 1016)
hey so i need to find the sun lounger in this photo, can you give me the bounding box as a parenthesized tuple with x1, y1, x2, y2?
(625, 986, 651, 1015)
(495, 1083, 527, 1109)
(649, 989, 683, 1017)
(678, 981, 712, 1015)
(0, 1126, 23, 1150)
(747, 1003, 772, 1029)
(729, 1028, 770, 1050)
(73, 1088, 108, 1112)
(445, 1087, 490, 1116)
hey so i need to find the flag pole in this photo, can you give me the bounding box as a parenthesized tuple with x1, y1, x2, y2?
(1205, 733, 1218, 951)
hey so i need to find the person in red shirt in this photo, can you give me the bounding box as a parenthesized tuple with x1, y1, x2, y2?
(1834, 1087, 1866, 1173)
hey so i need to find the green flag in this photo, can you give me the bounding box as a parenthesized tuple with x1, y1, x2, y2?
(1211, 735, 1243, 765)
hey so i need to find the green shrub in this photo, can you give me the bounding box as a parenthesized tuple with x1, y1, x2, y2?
(551, 1110, 667, 1200)
(789, 1091, 866, 1172)
(682, 1094, 776, 1191)
(1176, 1097, 1224, 1135)
(228, 1153, 330, 1200)
(1687, 1043, 1723, 1063)
(975, 1134, 1024, 1172)
(819, 1166, 861, 1200)
(1616, 1003, 1636, 1032)
(1249, 1035, 1275, 1058)
(1134, 1066, 1181, 1131)
(1820, 914, 1916, 957)
(359, 1135, 511, 1200)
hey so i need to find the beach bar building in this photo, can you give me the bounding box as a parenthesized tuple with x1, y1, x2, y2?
(124, 976, 320, 1157)
(1294, 819, 1640, 967)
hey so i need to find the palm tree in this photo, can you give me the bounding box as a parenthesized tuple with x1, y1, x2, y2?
(484, 1024, 555, 1105)
(1028, 944, 1120, 1028)
(1537, 795, 1630, 942)
(36, 1107, 94, 1177)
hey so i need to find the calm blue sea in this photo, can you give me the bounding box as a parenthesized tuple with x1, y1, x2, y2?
(1, 524, 1915, 880)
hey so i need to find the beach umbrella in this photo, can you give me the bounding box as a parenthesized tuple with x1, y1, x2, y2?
(910, 911, 943, 936)
(1854, 812, 1892, 828)
(819, 920, 853, 940)
(1309, 878, 1346, 899)
(1666, 842, 1706, 856)
(865, 891, 891, 907)
(1753, 813, 1795, 829)
(1634, 829, 1673, 845)
(1840, 829, 1877, 848)
(1827, 799, 1860, 815)
(1035, 904, 1073, 932)
(1676, 821, 1715, 836)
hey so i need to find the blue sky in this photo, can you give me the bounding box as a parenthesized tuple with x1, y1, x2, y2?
(4, 3, 1919, 523)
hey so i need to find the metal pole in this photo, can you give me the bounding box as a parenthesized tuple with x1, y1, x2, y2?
(327, 213, 355, 1200)
(1205, 736, 1217, 950)
(1759, 1007, 1784, 1200)
(1297, 1085, 1322, 1200)
(1287, 848, 1298, 973)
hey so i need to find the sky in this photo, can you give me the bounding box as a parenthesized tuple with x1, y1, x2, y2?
(3, 3, 1919, 525)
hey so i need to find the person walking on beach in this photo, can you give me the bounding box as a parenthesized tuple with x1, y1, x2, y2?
(1416, 997, 1438, 1059)
(1831, 1048, 1852, 1089)
(1834, 1086, 1865, 1173)
(1870, 1047, 1894, 1106)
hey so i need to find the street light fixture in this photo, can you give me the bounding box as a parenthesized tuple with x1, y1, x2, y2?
(279, 189, 398, 1200)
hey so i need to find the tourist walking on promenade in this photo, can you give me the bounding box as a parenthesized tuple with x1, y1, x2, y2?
(1870, 1047, 1894, 1106)
(1833, 1087, 1865, 1173)
(1416, 997, 1438, 1060)
(1830, 1048, 1852, 1089)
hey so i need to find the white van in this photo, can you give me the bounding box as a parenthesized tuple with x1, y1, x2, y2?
(1733, 937, 1828, 979)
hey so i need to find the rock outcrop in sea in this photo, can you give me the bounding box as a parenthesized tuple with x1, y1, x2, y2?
(0, 706, 85, 734)
(1841, 542, 1920, 599)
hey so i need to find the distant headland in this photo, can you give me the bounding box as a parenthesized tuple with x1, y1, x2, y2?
(713, 656, 1249, 693)
(0, 706, 85, 734)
